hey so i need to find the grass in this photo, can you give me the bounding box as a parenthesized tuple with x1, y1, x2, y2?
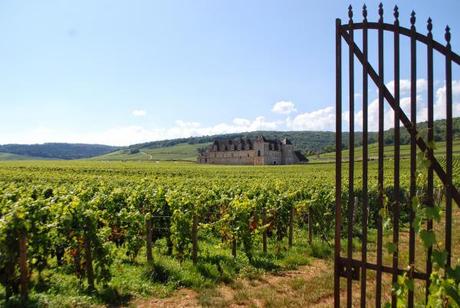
(90, 142, 211, 162)
(306, 239, 333, 259)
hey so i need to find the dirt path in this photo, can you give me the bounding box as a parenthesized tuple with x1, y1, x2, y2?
(131, 259, 338, 308)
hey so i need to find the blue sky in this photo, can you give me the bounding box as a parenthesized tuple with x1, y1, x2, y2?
(0, 0, 459, 145)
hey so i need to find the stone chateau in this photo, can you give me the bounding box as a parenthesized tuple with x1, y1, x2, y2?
(197, 136, 307, 165)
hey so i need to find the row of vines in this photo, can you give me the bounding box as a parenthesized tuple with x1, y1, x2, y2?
(0, 176, 340, 300)
(0, 159, 458, 303)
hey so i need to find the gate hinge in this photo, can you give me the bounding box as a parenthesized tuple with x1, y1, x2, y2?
(338, 258, 360, 281)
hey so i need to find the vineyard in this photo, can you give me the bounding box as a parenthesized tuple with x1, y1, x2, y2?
(0, 157, 459, 306)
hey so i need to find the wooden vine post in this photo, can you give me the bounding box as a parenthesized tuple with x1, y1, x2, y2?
(145, 217, 154, 264)
(18, 231, 28, 301)
(308, 207, 313, 245)
(262, 207, 267, 253)
(288, 206, 294, 248)
(192, 213, 198, 264)
(84, 223, 95, 291)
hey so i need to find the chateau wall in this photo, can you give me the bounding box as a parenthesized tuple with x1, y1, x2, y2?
(281, 144, 296, 164)
(206, 150, 255, 165)
(264, 150, 282, 165)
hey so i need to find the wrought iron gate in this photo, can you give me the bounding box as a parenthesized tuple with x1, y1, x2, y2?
(335, 4, 460, 307)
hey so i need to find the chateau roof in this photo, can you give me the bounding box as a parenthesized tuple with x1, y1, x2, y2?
(208, 136, 293, 152)
(256, 136, 292, 145)
(211, 137, 253, 151)
(294, 150, 308, 162)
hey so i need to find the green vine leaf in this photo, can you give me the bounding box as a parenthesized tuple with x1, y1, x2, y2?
(420, 230, 436, 249)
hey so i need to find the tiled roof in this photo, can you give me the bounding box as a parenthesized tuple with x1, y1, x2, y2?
(207, 136, 293, 152)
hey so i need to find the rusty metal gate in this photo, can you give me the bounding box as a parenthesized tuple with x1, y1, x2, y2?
(335, 4, 460, 307)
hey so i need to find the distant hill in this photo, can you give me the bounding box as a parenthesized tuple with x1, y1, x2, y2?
(0, 143, 120, 160)
(124, 117, 460, 155)
(1, 117, 459, 161)
(128, 131, 376, 154)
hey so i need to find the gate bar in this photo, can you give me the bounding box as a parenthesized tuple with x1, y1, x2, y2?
(408, 11, 417, 308)
(426, 17, 434, 298)
(392, 6, 400, 308)
(346, 6, 355, 308)
(341, 23, 460, 64)
(360, 5, 368, 308)
(339, 257, 429, 280)
(376, 4, 384, 307)
(334, 17, 342, 308)
(445, 26, 452, 268)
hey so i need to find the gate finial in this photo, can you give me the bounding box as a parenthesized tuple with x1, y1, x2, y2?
(410, 11, 416, 30)
(378, 3, 383, 22)
(445, 25, 451, 47)
(393, 6, 399, 24)
(348, 5, 353, 22)
(427, 18, 433, 37)
(362, 4, 367, 22)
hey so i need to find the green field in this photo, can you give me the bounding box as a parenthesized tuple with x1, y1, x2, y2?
(91, 142, 210, 161)
(0, 152, 47, 161)
(90, 137, 460, 163)
(311, 139, 460, 162)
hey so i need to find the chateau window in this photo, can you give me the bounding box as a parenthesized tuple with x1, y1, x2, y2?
(257, 150, 261, 157)
(269, 144, 273, 151)
(225, 146, 228, 151)
(234, 145, 237, 151)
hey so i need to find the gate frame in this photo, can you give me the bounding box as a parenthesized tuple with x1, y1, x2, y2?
(335, 4, 460, 307)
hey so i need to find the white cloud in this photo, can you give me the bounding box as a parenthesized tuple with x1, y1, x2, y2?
(232, 118, 251, 127)
(1, 116, 282, 146)
(347, 79, 460, 132)
(272, 101, 297, 114)
(6, 80, 459, 147)
(433, 80, 460, 120)
(385, 78, 427, 96)
(132, 109, 146, 117)
(287, 106, 335, 131)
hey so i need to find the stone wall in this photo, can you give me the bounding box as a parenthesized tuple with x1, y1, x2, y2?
(205, 149, 256, 165)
